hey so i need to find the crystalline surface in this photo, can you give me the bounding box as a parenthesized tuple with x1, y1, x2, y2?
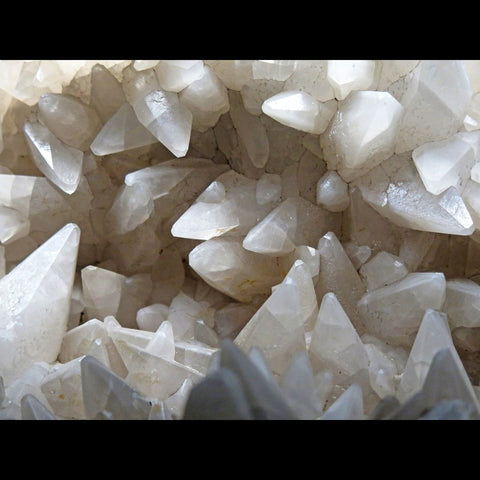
(21, 394, 56, 420)
(358, 272, 446, 347)
(327, 60, 376, 100)
(359, 251, 408, 291)
(38, 93, 103, 151)
(443, 279, 480, 329)
(90, 64, 126, 122)
(154, 60, 205, 93)
(24, 121, 83, 194)
(321, 90, 404, 181)
(321, 383, 364, 420)
(0, 224, 80, 384)
(262, 90, 336, 134)
(316, 171, 350, 212)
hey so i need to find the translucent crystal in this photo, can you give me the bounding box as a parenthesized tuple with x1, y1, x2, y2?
(412, 134, 475, 195)
(24, 121, 83, 194)
(175, 341, 218, 375)
(229, 90, 269, 168)
(376, 60, 420, 90)
(90, 64, 126, 122)
(261, 90, 336, 134)
(252, 60, 297, 81)
(0, 224, 80, 384)
(321, 90, 404, 181)
(243, 197, 341, 256)
(364, 342, 399, 398)
(214, 303, 256, 339)
(136, 304, 170, 332)
(309, 292, 369, 382)
(38, 93, 103, 151)
(90, 103, 158, 156)
(343, 242, 372, 270)
(321, 383, 364, 420)
(316, 171, 350, 212)
(21, 394, 56, 420)
(443, 279, 480, 329)
(179, 65, 230, 131)
(0, 206, 30, 244)
(256, 173, 282, 205)
(395, 60, 473, 153)
(353, 153, 475, 236)
(131, 88, 192, 158)
(133, 60, 160, 71)
(358, 272, 446, 347)
(359, 251, 408, 291)
(315, 232, 366, 334)
(154, 60, 205, 93)
(327, 60, 376, 100)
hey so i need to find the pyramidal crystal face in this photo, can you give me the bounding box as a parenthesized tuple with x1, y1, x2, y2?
(24, 121, 83, 194)
(0, 223, 80, 384)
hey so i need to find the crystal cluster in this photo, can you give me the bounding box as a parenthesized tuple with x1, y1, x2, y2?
(0, 59, 480, 420)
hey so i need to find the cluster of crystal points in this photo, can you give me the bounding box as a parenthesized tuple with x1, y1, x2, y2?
(2, 60, 480, 420)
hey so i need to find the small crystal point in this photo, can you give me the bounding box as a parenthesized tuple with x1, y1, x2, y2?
(321, 383, 364, 420)
(0, 223, 80, 384)
(21, 393, 56, 420)
(183, 367, 253, 420)
(24, 121, 83, 194)
(80, 355, 152, 420)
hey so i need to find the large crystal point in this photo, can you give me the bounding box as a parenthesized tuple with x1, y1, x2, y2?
(357, 272, 446, 347)
(0, 223, 80, 384)
(80, 355, 152, 420)
(90, 103, 158, 156)
(24, 121, 83, 194)
(219, 339, 296, 420)
(189, 237, 284, 303)
(38, 93, 103, 151)
(154, 60, 205, 93)
(397, 309, 468, 402)
(388, 349, 480, 419)
(183, 367, 253, 420)
(320, 90, 404, 182)
(309, 292, 369, 382)
(90, 64, 126, 122)
(412, 134, 475, 195)
(21, 393, 56, 420)
(395, 60, 472, 153)
(131, 88, 192, 157)
(243, 197, 341, 256)
(261, 90, 336, 134)
(280, 351, 323, 419)
(171, 170, 277, 241)
(234, 261, 313, 376)
(315, 232, 366, 334)
(353, 153, 475, 236)
(321, 383, 364, 420)
(443, 279, 480, 329)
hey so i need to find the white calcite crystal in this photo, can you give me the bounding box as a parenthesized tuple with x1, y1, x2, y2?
(24, 121, 84, 194)
(316, 171, 350, 212)
(0, 224, 80, 384)
(395, 60, 473, 153)
(358, 272, 446, 347)
(412, 134, 476, 195)
(359, 251, 408, 291)
(327, 60, 377, 101)
(321, 90, 404, 181)
(2, 60, 480, 421)
(261, 90, 336, 134)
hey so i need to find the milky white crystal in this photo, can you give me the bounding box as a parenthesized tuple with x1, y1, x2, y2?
(90, 64, 126, 122)
(145, 321, 176, 360)
(154, 60, 205, 93)
(90, 103, 158, 156)
(397, 309, 472, 403)
(316, 171, 350, 212)
(412, 134, 475, 195)
(443, 279, 480, 329)
(321, 383, 364, 420)
(24, 121, 83, 194)
(38, 93, 103, 151)
(353, 153, 475, 236)
(252, 61, 297, 81)
(136, 304, 170, 332)
(133, 60, 160, 71)
(327, 60, 376, 100)
(0, 224, 80, 384)
(256, 173, 282, 205)
(359, 251, 408, 291)
(0, 206, 29, 244)
(131, 88, 192, 158)
(395, 60, 473, 153)
(261, 90, 336, 134)
(309, 292, 369, 382)
(358, 272, 446, 347)
(321, 90, 404, 182)
(343, 242, 372, 270)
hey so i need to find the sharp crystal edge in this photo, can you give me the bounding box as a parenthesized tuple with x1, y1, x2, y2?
(1, 60, 480, 420)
